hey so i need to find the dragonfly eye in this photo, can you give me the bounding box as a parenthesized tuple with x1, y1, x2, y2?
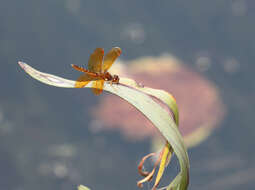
(112, 75, 119, 83)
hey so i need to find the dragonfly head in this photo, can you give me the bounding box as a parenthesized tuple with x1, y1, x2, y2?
(112, 75, 119, 83)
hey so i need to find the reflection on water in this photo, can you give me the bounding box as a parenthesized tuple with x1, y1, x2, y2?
(120, 23, 146, 45)
(90, 55, 225, 149)
(232, 0, 247, 16)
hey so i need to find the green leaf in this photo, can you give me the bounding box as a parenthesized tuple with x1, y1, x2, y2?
(18, 61, 189, 190)
(78, 185, 91, 190)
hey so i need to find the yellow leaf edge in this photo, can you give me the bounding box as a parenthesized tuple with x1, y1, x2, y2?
(18, 62, 189, 190)
(78, 185, 91, 190)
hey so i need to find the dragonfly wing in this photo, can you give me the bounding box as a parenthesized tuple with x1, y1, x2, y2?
(75, 73, 95, 88)
(102, 47, 122, 72)
(88, 48, 104, 73)
(92, 80, 104, 95)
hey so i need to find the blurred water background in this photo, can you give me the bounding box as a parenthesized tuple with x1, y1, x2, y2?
(1, 0, 255, 190)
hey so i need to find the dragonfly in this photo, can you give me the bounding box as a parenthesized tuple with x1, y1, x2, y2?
(71, 47, 121, 95)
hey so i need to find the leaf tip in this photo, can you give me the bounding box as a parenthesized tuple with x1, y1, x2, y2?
(78, 185, 91, 190)
(18, 61, 26, 69)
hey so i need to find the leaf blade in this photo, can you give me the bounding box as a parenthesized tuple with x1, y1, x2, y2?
(18, 62, 189, 190)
